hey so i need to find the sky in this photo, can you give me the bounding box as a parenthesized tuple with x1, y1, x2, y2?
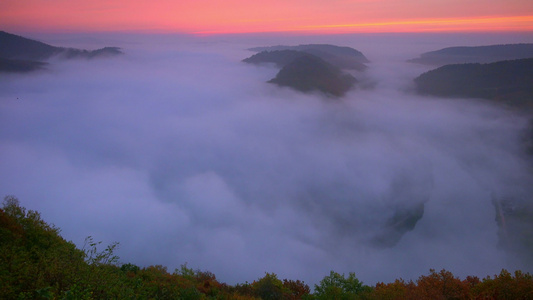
(1, 0, 533, 34)
(1, 32, 533, 285)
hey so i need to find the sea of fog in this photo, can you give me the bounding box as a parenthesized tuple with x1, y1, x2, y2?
(1, 32, 533, 285)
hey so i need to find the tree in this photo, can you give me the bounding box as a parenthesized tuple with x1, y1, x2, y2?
(253, 273, 285, 300)
(314, 271, 371, 300)
(413, 269, 469, 299)
(283, 279, 311, 299)
(472, 269, 533, 299)
(0, 196, 86, 298)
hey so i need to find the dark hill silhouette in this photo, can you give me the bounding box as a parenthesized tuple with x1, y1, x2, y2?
(0, 31, 123, 61)
(0, 57, 47, 73)
(243, 44, 363, 97)
(0, 31, 123, 73)
(408, 44, 533, 66)
(57, 46, 123, 59)
(248, 44, 368, 71)
(268, 54, 357, 97)
(414, 58, 533, 109)
(242, 50, 310, 68)
(0, 31, 59, 60)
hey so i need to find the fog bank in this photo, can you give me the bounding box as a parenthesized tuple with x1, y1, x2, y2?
(1, 32, 533, 285)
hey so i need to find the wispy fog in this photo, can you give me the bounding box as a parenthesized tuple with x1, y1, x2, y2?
(1, 32, 533, 285)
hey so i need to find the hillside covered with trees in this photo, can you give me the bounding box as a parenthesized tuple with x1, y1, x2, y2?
(247, 44, 369, 71)
(242, 44, 364, 97)
(408, 44, 533, 66)
(414, 58, 533, 109)
(267, 54, 357, 97)
(2, 196, 533, 299)
(0, 31, 122, 73)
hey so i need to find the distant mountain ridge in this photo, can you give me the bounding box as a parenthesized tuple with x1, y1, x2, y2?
(0, 30, 122, 72)
(408, 43, 533, 66)
(414, 58, 533, 108)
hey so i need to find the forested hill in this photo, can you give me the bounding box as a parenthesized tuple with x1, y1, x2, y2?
(0, 57, 48, 73)
(0, 31, 122, 72)
(243, 49, 313, 68)
(408, 43, 533, 66)
(0, 31, 122, 61)
(2, 196, 533, 299)
(267, 54, 357, 97)
(247, 44, 369, 71)
(414, 58, 533, 109)
(0, 31, 60, 61)
(242, 44, 365, 97)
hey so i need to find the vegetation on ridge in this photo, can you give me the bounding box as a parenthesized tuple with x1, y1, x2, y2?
(243, 49, 358, 97)
(414, 58, 533, 109)
(2, 196, 533, 299)
(0, 57, 48, 73)
(268, 54, 357, 97)
(0, 31, 122, 73)
(408, 43, 533, 66)
(248, 44, 369, 71)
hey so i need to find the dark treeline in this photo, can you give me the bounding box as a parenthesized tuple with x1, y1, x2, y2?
(1, 196, 532, 299)
(414, 58, 533, 108)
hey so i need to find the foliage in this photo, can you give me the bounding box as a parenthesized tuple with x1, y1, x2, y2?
(373, 279, 412, 299)
(2, 196, 533, 299)
(82, 235, 120, 266)
(253, 273, 285, 300)
(413, 269, 470, 299)
(472, 269, 533, 299)
(0, 196, 86, 298)
(371, 269, 533, 300)
(314, 271, 372, 300)
(283, 279, 311, 300)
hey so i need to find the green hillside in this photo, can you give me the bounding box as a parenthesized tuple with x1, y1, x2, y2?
(2, 196, 533, 299)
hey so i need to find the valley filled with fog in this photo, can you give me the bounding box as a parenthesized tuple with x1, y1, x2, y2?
(1, 32, 532, 285)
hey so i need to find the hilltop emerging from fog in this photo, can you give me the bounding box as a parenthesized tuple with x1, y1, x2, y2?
(411, 42, 533, 110)
(408, 43, 533, 66)
(415, 58, 533, 108)
(0, 31, 122, 72)
(247, 44, 369, 71)
(243, 44, 367, 97)
(266, 54, 358, 98)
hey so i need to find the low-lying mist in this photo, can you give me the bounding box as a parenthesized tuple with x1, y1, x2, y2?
(1, 32, 532, 285)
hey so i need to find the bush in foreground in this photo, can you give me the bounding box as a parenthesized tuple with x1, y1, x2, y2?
(2, 196, 533, 299)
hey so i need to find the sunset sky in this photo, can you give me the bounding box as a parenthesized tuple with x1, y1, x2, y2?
(1, 0, 533, 35)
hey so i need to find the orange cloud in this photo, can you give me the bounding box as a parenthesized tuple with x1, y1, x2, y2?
(296, 16, 533, 34)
